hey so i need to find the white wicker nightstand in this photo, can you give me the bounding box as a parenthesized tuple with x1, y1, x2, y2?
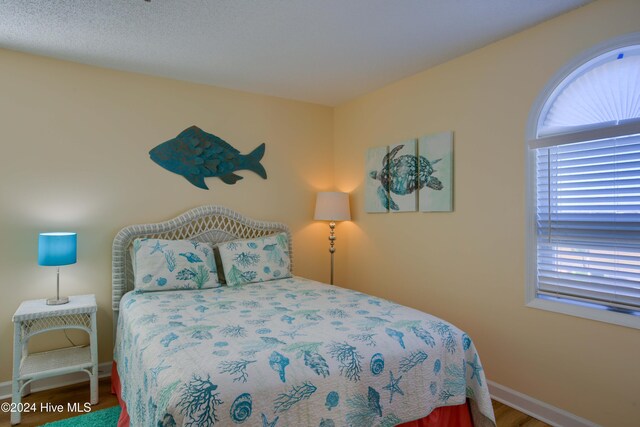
(11, 294, 98, 425)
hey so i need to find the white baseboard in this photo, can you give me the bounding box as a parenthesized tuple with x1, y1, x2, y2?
(488, 380, 600, 427)
(0, 361, 112, 401)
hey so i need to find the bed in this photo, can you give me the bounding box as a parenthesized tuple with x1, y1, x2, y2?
(112, 205, 496, 427)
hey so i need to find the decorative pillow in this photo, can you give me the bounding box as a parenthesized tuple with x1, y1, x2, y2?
(217, 232, 291, 286)
(132, 238, 220, 291)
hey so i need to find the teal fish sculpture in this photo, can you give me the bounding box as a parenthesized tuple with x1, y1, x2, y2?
(150, 125, 267, 190)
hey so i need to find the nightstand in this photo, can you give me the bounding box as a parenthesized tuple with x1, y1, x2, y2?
(11, 294, 98, 425)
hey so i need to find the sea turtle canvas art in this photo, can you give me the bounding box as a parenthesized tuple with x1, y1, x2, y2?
(380, 140, 419, 212)
(365, 146, 389, 212)
(365, 132, 452, 213)
(419, 131, 453, 212)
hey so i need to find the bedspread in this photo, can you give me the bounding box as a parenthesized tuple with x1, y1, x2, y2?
(115, 277, 495, 426)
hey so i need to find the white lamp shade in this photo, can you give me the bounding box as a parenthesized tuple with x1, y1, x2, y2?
(314, 192, 351, 221)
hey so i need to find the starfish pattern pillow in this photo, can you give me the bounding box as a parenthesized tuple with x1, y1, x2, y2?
(217, 232, 291, 286)
(132, 238, 220, 291)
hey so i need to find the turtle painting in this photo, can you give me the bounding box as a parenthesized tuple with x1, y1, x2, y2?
(368, 143, 443, 211)
(418, 131, 453, 212)
(365, 146, 391, 213)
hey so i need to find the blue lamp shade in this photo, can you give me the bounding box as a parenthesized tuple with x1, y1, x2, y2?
(38, 233, 77, 266)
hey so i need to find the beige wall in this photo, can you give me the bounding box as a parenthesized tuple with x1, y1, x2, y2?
(2, 0, 639, 425)
(0, 49, 334, 383)
(333, 0, 640, 425)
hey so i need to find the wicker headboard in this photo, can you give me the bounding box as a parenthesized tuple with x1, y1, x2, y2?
(112, 205, 292, 327)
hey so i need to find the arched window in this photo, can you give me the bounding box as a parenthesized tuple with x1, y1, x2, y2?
(526, 33, 640, 329)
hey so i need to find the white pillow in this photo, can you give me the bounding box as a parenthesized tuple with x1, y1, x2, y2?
(132, 238, 220, 291)
(217, 233, 291, 286)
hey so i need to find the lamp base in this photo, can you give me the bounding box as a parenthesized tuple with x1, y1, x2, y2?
(46, 296, 69, 305)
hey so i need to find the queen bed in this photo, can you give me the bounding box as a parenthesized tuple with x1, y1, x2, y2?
(112, 205, 496, 427)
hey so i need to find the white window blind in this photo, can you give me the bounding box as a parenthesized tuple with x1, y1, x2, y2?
(540, 55, 640, 136)
(528, 38, 640, 320)
(535, 134, 640, 312)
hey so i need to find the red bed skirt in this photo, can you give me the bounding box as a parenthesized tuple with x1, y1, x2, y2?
(111, 361, 472, 427)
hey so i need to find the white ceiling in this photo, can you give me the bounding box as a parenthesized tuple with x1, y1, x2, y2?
(0, 0, 592, 106)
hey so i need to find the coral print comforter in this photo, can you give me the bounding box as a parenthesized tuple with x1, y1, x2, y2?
(115, 277, 496, 427)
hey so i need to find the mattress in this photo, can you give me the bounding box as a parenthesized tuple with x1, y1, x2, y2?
(114, 276, 496, 426)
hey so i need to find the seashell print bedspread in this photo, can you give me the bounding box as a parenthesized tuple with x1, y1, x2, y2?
(115, 276, 496, 427)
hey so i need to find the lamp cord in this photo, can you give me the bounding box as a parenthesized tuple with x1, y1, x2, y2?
(63, 329, 78, 347)
(62, 322, 89, 348)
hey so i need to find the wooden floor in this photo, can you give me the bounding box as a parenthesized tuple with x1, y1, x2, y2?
(0, 379, 116, 427)
(492, 400, 550, 427)
(1, 378, 550, 426)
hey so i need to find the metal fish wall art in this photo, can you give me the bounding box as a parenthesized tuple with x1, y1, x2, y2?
(150, 125, 267, 190)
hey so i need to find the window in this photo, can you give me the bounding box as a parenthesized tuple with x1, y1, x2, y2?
(526, 33, 640, 329)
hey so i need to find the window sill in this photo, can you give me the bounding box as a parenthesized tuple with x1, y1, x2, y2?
(526, 297, 640, 330)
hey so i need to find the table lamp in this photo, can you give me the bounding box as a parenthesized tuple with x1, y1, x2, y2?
(314, 192, 351, 285)
(38, 232, 77, 305)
